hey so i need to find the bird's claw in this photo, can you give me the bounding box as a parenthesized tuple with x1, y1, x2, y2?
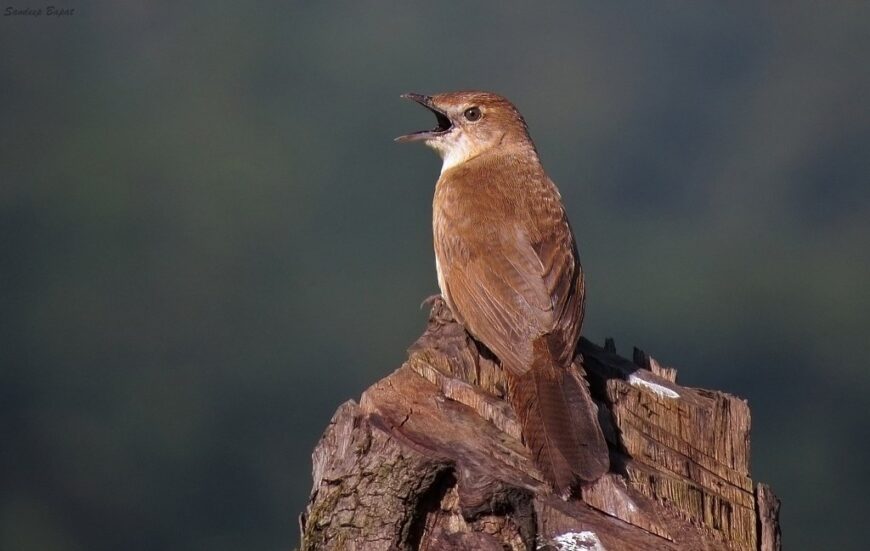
(420, 294, 442, 309)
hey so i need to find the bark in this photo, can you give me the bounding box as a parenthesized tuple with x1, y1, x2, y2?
(300, 298, 781, 550)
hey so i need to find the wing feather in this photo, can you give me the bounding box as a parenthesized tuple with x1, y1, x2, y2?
(439, 215, 582, 374)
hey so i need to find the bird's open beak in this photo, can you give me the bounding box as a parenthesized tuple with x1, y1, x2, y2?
(395, 93, 453, 143)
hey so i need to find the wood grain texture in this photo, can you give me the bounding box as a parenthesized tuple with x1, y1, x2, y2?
(300, 299, 780, 550)
(756, 483, 782, 551)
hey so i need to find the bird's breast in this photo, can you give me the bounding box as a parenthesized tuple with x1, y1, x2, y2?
(433, 168, 521, 235)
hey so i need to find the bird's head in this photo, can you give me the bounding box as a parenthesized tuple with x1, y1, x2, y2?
(396, 90, 535, 172)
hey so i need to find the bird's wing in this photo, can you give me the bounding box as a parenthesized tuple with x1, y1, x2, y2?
(440, 218, 582, 375)
(531, 215, 585, 367)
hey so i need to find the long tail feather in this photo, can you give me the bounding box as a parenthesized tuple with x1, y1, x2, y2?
(507, 352, 609, 494)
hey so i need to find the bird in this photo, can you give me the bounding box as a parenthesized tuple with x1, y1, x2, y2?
(396, 90, 610, 494)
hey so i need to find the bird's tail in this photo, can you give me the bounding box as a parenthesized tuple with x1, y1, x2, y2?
(506, 343, 609, 494)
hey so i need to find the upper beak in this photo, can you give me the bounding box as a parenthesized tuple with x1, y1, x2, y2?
(395, 93, 453, 143)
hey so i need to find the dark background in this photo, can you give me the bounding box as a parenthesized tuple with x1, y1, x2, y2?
(2, 2, 868, 550)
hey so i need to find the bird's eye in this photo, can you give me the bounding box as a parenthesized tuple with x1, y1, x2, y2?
(464, 107, 481, 122)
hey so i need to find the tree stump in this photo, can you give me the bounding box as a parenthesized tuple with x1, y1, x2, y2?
(299, 299, 781, 550)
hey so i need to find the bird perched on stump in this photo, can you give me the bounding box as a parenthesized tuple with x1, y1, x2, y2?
(396, 90, 610, 495)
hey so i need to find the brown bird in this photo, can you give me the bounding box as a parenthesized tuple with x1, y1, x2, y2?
(396, 91, 609, 494)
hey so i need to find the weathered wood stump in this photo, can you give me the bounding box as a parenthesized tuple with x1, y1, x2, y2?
(300, 299, 780, 550)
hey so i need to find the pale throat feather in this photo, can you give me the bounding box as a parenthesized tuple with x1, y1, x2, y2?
(427, 133, 480, 174)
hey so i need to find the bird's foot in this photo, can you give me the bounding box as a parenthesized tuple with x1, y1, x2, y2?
(421, 294, 459, 325)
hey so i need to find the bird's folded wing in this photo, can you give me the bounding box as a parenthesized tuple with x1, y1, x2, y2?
(441, 223, 580, 374)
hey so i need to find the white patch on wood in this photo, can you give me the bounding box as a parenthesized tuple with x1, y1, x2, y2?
(628, 374, 680, 399)
(541, 531, 607, 551)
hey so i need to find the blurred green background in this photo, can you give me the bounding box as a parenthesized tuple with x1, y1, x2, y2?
(2, 2, 868, 549)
